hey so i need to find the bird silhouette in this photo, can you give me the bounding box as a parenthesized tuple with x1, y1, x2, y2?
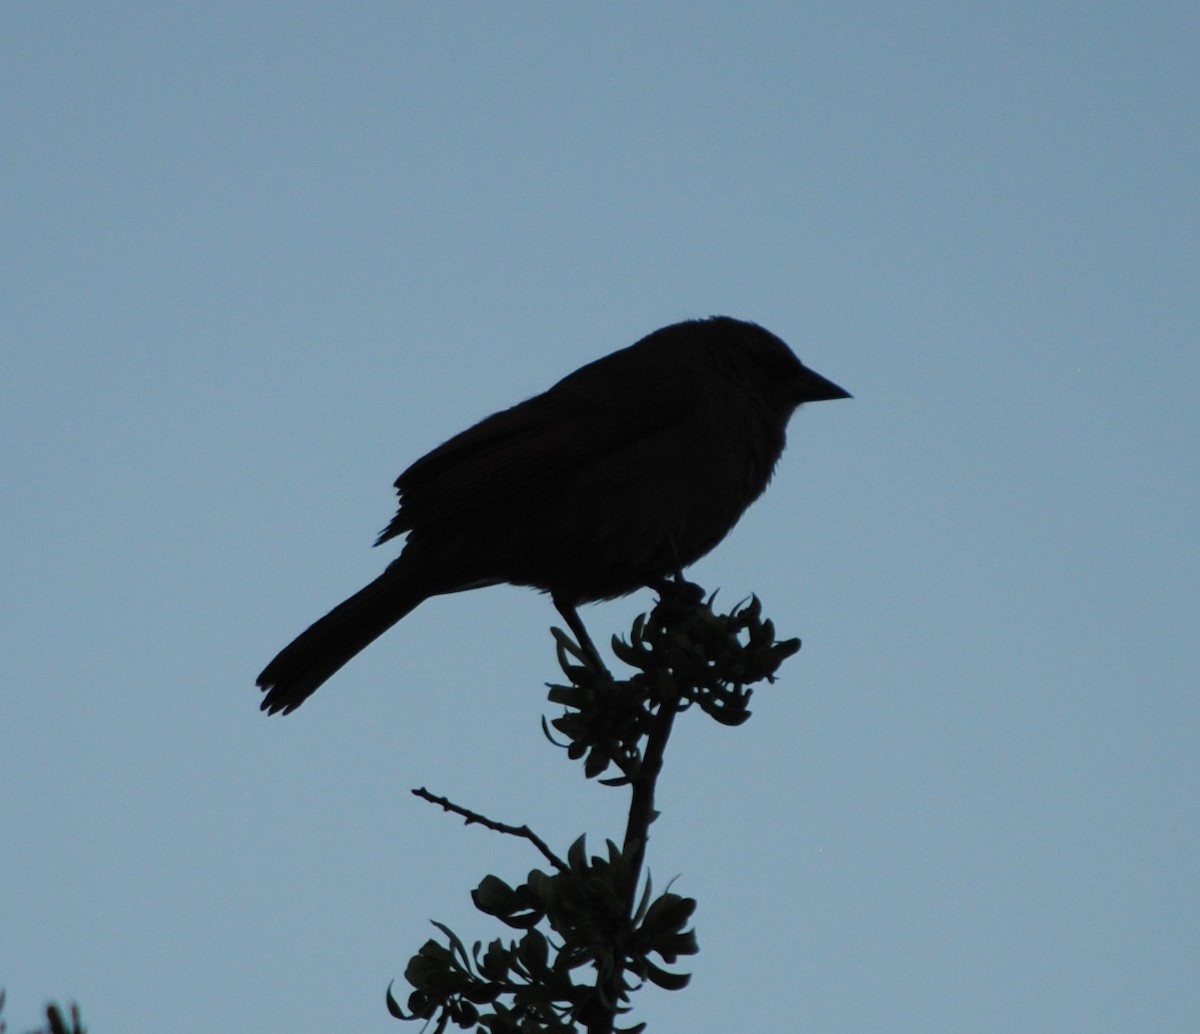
(257, 316, 849, 714)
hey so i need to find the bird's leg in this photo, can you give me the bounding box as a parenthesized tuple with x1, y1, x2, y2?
(649, 543, 704, 607)
(553, 594, 609, 675)
(669, 543, 687, 586)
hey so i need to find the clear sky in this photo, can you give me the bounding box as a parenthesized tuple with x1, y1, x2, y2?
(3, 4, 1197, 1032)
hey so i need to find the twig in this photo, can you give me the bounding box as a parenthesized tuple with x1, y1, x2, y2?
(412, 787, 568, 872)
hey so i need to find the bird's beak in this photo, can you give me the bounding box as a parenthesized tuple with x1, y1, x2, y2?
(798, 366, 852, 402)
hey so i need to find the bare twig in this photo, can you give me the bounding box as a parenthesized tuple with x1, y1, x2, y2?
(412, 787, 568, 872)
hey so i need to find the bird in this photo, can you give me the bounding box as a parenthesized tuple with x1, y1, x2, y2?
(257, 316, 849, 714)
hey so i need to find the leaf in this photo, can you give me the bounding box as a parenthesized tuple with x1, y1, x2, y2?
(472, 874, 517, 915)
(643, 959, 692, 991)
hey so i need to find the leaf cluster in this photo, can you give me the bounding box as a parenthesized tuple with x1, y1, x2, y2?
(388, 837, 696, 1033)
(546, 593, 800, 783)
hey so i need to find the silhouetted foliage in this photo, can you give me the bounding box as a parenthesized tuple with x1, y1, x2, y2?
(389, 586, 799, 1033)
(0, 992, 86, 1034)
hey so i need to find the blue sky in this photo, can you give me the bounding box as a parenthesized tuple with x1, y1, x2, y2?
(3, 4, 1197, 1031)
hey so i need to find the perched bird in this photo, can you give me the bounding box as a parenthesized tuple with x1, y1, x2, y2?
(257, 316, 849, 714)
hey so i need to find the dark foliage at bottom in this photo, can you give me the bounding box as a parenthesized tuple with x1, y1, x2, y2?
(389, 588, 799, 1034)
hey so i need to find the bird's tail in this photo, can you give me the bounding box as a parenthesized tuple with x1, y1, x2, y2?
(257, 558, 429, 715)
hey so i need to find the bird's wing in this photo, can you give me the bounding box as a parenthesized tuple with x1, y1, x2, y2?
(377, 352, 704, 541)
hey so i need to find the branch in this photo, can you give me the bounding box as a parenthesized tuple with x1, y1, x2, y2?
(412, 786, 568, 872)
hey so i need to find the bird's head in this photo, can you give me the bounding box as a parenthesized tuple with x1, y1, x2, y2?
(706, 316, 851, 413)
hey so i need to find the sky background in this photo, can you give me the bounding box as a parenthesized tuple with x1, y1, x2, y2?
(3, 3, 1197, 1032)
